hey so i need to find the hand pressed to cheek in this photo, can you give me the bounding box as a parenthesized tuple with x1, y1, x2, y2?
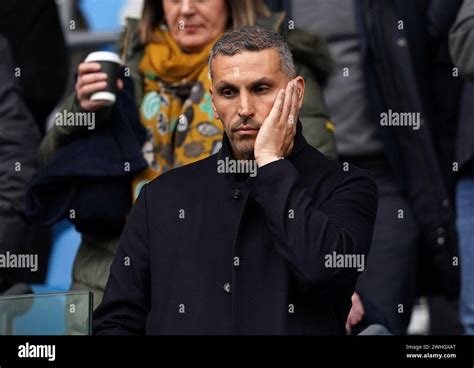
(254, 79, 299, 167)
(285, 79, 299, 156)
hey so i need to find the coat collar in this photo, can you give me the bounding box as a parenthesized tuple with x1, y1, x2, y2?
(216, 120, 307, 183)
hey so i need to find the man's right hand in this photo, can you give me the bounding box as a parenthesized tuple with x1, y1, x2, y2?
(75, 62, 123, 111)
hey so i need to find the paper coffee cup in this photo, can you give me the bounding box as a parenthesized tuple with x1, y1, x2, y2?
(84, 51, 121, 106)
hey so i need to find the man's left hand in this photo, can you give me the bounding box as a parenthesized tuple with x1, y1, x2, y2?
(345, 292, 365, 335)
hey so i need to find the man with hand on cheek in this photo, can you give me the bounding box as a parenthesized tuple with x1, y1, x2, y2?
(93, 26, 378, 335)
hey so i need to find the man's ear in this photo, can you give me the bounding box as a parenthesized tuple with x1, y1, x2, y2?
(295, 76, 305, 110)
(209, 87, 220, 120)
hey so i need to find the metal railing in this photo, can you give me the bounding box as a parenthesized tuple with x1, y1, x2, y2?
(65, 30, 121, 49)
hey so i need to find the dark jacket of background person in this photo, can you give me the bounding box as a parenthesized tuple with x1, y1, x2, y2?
(269, 0, 464, 298)
(35, 14, 337, 310)
(25, 74, 148, 236)
(0, 0, 68, 135)
(450, 0, 474, 80)
(0, 35, 49, 291)
(449, 0, 474, 176)
(354, 0, 463, 298)
(93, 123, 378, 335)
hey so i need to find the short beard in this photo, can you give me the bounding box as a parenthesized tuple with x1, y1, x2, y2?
(230, 138, 255, 160)
(228, 118, 260, 160)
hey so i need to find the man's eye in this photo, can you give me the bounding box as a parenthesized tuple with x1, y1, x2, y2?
(221, 89, 235, 98)
(254, 86, 269, 94)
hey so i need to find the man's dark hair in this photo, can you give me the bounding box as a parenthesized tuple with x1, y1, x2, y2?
(208, 26, 296, 80)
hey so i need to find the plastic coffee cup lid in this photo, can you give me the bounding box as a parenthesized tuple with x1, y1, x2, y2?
(90, 91, 116, 105)
(85, 51, 121, 64)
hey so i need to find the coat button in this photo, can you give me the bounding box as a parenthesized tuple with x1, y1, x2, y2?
(233, 190, 241, 199)
(397, 38, 407, 47)
(223, 282, 232, 294)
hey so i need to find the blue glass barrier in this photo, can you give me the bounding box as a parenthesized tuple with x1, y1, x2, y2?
(0, 290, 93, 335)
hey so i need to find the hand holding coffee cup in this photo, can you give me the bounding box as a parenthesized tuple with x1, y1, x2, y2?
(76, 51, 123, 112)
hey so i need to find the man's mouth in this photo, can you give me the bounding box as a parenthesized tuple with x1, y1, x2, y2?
(237, 127, 258, 131)
(235, 126, 259, 135)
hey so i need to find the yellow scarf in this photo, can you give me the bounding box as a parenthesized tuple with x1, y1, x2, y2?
(132, 28, 224, 200)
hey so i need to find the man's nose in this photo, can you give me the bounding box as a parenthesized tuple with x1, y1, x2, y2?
(237, 92, 255, 119)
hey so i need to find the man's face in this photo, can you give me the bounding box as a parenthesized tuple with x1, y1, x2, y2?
(210, 49, 295, 159)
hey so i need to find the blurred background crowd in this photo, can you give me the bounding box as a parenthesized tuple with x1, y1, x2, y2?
(1, 0, 474, 335)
